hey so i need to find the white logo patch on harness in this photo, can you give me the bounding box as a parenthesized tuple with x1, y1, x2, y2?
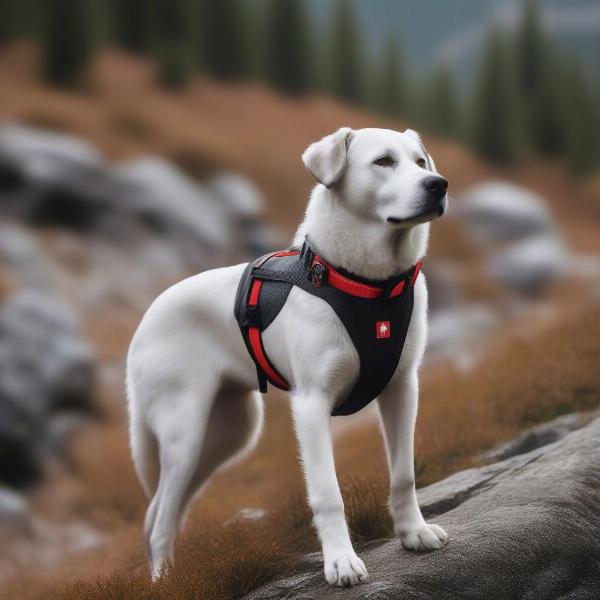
(376, 321, 390, 339)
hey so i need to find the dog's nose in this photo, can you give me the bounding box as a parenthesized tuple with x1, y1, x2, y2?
(422, 176, 448, 198)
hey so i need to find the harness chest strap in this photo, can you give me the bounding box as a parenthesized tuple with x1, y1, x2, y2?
(237, 245, 423, 407)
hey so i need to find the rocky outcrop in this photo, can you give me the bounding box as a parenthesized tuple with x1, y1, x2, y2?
(0, 123, 284, 265)
(0, 290, 95, 487)
(457, 181, 568, 295)
(246, 417, 600, 600)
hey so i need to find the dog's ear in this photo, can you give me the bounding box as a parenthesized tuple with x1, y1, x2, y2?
(404, 128, 437, 172)
(404, 128, 422, 143)
(302, 127, 353, 188)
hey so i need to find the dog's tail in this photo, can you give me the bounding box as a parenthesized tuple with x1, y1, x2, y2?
(127, 371, 159, 499)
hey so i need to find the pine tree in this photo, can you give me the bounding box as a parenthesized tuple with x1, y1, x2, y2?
(529, 46, 569, 157)
(0, 0, 23, 43)
(329, 0, 364, 104)
(264, 0, 313, 95)
(155, 0, 192, 89)
(110, 0, 155, 55)
(470, 28, 521, 164)
(515, 0, 568, 157)
(516, 0, 545, 99)
(40, 0, 97, 88)
(424, 65, 461, 138)
(197, 0, 247, 80)
(378, 33, 408, 117)
(563, 63, 600, 175)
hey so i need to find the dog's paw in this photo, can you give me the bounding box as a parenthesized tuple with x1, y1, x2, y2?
(324, 552, 368, 587)
(398, 523, 448, 551)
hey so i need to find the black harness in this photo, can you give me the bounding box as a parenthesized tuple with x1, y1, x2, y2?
(234, 239, 422, 416)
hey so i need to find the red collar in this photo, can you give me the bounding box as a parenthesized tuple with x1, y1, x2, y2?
(298, 240, 422, 299)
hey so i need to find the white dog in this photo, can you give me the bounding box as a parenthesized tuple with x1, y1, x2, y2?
(127, 127, 449, 587)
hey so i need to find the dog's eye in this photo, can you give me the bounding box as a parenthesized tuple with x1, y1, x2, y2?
(374, 155, 395, 167)
(416, 157, 427, 168)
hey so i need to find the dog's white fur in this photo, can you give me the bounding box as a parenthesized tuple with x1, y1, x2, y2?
(127, 127, 449, 587)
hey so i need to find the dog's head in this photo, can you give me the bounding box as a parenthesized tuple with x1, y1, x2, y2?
(302, 127, 448, 228)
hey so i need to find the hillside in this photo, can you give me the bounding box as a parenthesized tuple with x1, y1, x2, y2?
(0, 45, 599, 600)
(1, 44, 599, 249)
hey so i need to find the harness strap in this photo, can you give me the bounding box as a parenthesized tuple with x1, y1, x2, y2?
(246, 279, 290, 391)
(237, 242, 423, 402)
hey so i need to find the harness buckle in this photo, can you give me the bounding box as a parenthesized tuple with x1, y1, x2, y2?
(309, 261, 328, 288)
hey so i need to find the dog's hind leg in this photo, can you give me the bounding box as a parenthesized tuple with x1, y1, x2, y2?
(144, 384, 217, 580)
(144, 383, 263, 579)
(176, 386, 264, 529)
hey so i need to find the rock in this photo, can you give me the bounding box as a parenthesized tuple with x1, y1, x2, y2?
(426, 303, 499, 365)
(0, 123, 281, 268)
(208, 173, 286, 254)
(459, 182, 557, 242)
(112, 156, 231, 250)
(208, 172, 264, 220)
(226, 507, 268, 526)
(486, 234, 568, 295)
(483, 411, 599, 462)
(0, 486, 31, 533)
(457, 181, 569, 294)
(245, 417, 600, 599)
(0, 123, 109, 227)
(0, 290, 95, 486)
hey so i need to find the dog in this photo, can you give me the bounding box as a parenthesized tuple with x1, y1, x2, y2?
(127, 127, 449, 587)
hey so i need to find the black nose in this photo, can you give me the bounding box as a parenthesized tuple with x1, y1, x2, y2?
(422, 176, 448, 198)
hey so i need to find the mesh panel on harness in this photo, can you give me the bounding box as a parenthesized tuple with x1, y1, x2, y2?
(234, 239, 421, 416)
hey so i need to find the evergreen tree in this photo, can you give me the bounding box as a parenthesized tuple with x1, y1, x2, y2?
(110, 0, 155, 55)
(155, 0, 192, 89)
(470, 28, 521, 164)
(264, 0, 313, 95)
(423, 65, 461, 138)
(516, 0, 545, 99)
(40, 0, 96, 88)
(378, 33, 408, 117)
(515, 0, 568, 157)
(197, 0, 247, 80)
(529, 46, 569, 157)
(0, 0, 23, 43)
(563, 63, 600, 175)
(329, 0, 364, 104)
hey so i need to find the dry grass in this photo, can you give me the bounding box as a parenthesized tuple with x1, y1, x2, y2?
(1, 41, 599, 600)
(1, 303, 597, 600)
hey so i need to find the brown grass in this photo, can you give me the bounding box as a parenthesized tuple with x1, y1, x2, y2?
(1, 303, 597, 600)
(0, 42, 599, 600)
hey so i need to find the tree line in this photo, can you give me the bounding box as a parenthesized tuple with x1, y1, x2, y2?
(0, 0, 598, 174)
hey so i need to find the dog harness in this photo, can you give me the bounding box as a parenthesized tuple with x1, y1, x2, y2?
(234, 239, 422, 416)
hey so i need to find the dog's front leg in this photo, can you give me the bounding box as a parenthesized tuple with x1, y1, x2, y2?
(377, 370, 448, 550)
(291, 392, 368, 587)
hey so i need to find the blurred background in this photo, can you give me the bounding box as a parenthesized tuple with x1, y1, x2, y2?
(0, 1, 599, 598)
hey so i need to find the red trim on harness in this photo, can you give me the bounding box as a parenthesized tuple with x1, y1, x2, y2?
(247, 278, 290, 390)
(311, 257, 383, 299)
(273, 250, 301, 258)
(389, 280, 405, 298)
(409, 260, 422, 287)
(248, 279, 263, 306)
(248, 327, 290, 390)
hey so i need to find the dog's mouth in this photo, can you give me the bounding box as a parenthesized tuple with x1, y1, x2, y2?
(387, 197, 447, 227)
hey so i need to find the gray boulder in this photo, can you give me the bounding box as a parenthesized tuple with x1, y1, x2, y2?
(483, 411, 599, 462)
(487, 234, 568, 295)
(0, 291, 95, 486)
(246, 417, 600, 600)
(0, 123, 109, 227)
(457, 181, 568, 294)
(112, 157, 232, 249)
(459, 182, 557, 242)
